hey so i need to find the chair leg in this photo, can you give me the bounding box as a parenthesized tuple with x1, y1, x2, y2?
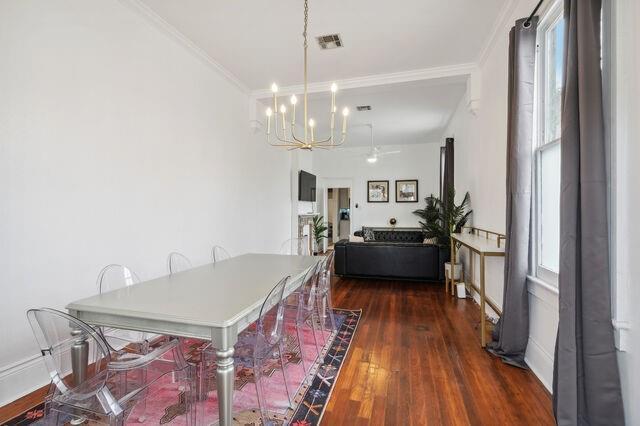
(278, 340, 293, 407)
(315, 296, 328, 347)
(309, 313, 322, 360)
(295, 322, 308, 375)
(253, 358, 270, 426)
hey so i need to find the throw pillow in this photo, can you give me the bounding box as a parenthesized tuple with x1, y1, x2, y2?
(423, 237, 438, 245)
(363, 227, 375, 242)
(349, 235, 365, 243)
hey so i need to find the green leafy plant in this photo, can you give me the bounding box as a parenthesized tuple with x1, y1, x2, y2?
(312, 215, 328, 252)
(412, 187, 472, 249)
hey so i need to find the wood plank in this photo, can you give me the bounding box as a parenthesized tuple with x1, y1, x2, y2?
(323, 277, 554, 425)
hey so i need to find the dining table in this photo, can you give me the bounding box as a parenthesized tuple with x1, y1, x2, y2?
(66, 253, 320, 426)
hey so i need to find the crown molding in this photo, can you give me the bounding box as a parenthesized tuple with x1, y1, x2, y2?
(476, 0, 519, 67)
(250, 63, 477, 99)
(118, 0, 250, 94)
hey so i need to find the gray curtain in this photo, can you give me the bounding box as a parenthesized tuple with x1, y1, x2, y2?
(442, 137, 454, 202)
(487, 17, 536, 368)
(553, 0, 624, 424)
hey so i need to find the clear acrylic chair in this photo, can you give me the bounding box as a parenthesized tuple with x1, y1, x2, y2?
(293, 261, 325, 376)
(167, 252, 192, 275)
(316, 252, 338, 341)
(26, 308, 195, 425)
(96, 265, 153, 355)
(280, 237, 310, 256)
(201, 276, 293, 425)
(210, 245, 231, 263)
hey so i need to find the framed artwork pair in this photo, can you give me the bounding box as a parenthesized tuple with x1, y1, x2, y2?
(367, 179, 418, 203)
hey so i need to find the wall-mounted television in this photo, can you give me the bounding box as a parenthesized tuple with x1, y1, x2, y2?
(298, 170, 317, 202)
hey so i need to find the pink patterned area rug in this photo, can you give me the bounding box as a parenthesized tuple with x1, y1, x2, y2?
(6, 308, 361, 426)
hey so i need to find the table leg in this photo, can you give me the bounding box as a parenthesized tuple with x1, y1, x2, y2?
(450, 238, 456, 296)
(469, 250, 474, 294)
(480, 254, 486, 347)
(216, 347, 235, 426)
(70, 329, 88, 386)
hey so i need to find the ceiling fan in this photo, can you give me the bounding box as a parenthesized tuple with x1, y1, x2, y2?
(362, 123, 401, 163)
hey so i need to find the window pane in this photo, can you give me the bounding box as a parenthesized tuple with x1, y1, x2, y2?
(544, 17, 565, 144)
(539, 143, 561, 272)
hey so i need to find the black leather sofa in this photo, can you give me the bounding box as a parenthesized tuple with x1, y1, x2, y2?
(334, 227, 448, 281)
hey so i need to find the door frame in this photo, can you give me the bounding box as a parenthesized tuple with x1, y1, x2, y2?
(318, 177, 354, 252)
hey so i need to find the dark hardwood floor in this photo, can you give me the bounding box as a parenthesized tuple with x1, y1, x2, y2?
(0, 277, 554, 425)
(323, 277, 554, 426)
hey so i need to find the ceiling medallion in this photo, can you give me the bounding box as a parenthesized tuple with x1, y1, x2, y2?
(265, 0, 348, 150)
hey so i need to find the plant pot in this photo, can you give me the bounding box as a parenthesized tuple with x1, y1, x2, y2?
(445, 262, 463, 280)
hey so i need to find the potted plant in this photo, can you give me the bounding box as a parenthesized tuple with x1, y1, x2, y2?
(312, 215, 328, 254)
(413, 187, 472, 280)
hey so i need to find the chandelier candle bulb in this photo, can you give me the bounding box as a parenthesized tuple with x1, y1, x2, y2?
(331, 82, 337, 113)
(290, 95, 297, 125)
(266, 107, 272, 134)
(280, 105, 287, 131)
(342, 107, 349, 133)
(309, 119, 315, 141)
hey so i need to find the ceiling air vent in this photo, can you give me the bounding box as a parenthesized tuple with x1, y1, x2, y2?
(356, 105, 372, 111)
(317, 34, 343, 49)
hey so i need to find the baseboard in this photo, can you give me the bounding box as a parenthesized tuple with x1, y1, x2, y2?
(524, 336, 554, 393)
(0, 355, 49, 407)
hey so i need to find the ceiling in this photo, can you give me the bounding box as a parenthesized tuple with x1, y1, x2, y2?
(259, 77, 467, 147)
(140, 0, 507, 90)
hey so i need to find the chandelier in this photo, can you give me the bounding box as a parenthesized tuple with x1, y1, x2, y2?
(265, 0, 348, 150)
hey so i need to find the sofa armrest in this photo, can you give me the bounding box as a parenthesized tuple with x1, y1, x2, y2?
(334, 240, 348, 275)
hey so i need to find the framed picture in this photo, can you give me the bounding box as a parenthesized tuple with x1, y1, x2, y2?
(367, 180, 389, 203)
(395, 179, 419, 202)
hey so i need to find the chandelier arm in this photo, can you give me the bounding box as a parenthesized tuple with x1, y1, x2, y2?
(290, 123, 306, 144)
(269, 141, 305, 147)
(274, 133, 302, 145)
(267, 130, 297, 146)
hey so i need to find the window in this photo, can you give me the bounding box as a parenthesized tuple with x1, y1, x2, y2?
(534, 2, 565, 285)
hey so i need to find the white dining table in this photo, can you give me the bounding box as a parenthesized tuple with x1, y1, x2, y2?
(66, 253, 320, 426)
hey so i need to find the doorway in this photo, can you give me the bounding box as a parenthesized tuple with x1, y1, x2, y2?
(327, 187, 351, 249)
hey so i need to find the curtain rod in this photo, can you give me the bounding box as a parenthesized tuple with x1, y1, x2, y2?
(524, 0, 545, 27)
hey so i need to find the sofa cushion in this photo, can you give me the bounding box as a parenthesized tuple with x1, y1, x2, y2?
(372, 229, 424, 243)
(343, 242, 439, 279)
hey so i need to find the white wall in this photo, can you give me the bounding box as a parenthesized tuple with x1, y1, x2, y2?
(0, 0, 292, 405)
(312, 143, 442, 232)
(443, 0, 557, 391)
(613, 0, 640, 424)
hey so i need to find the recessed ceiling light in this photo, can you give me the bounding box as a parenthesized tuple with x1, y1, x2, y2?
(317, 34, 343, 49)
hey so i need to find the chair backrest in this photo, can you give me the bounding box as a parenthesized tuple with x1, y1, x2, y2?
(299, 260, 323, 312)
(280, 237, 310, 256)
(96, 264, 140, 294)
(211, 245, 231, 263)
(167, 252, 192, 275)
(26, 308, 111, 399)
(256, 276, 290, 348)
(323, 251, 336, 276)
(318, 251, 335, 293)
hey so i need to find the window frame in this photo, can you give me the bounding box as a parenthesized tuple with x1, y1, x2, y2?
(533, 0, 564, 286)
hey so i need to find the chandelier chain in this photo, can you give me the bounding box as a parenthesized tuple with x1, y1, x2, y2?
(303, 0, 308, 49)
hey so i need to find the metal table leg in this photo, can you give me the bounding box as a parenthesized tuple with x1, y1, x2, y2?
(480, 253, 486, 347)
(70, 329, 88, 386)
